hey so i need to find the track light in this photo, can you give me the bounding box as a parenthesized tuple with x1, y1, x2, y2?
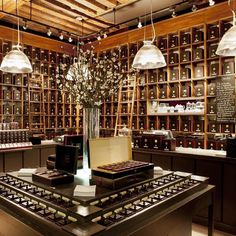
(192, 4, 197, 12)
(22, 20, 28, 30)
(209, 0, 215, 6)
(68, 36, 73, 42)
(172, 11, 177, 18)
(97, 34, 101, 40)
(103, 32, 107, 38)
(137, 18, 142, 28)
(59, 32, 64, 40)
(47, 28, 52, 36)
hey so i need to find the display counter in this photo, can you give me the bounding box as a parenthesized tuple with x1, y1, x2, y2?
(0, 140, 57, 172)
(0, 170, 214, 236)
(132, 147, 236, 235)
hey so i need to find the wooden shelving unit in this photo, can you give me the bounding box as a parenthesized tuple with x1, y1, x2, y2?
(0, 29, 81, 139)
(97, 3, 236, 150)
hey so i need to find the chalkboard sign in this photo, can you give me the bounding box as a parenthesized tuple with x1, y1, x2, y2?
(216, 75, 236, 123)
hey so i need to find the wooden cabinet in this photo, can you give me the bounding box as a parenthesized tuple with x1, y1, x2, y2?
(0, 153, 3, 172)
(23, 149, 40, 168)
(0, 144, 56, 172)
(4, 151, 23, 172)
(223, 163, 236, 228)
(132, 151, 151, 163)
(132, 149, 236, 234)
(195, 159, 222, 222)
(152, 154, 172, 170)
(172, 156, 195, 173)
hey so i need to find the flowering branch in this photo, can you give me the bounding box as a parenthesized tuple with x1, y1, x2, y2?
(56, 46, 125, 108)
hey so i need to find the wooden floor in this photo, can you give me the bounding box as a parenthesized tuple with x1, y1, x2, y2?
(192, 224, 234, 236)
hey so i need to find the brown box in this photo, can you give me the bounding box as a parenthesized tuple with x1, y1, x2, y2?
(182, 120, 191, 132)
(3, 75, 11, 84)
(207, 25, 219, 40)
(208, 44, 218, 58)
(223, 61, 234, 74)
(148, 87, 157, 99)
(176, 136, 186, 147)
(195, 83, 204, 97)
(210, 63, 219, 76)
(3, 104, 12, 115)
(148, 71, 157, 83)
(180, 68, 191, 80)
(139, 119, 145, 130)
(169, 35, 178, 48)
(207, 103, 216, 114)
(14, 105, 21, 115)
(3, 90, 11, 100)
(221, 124, 233, 133)
(192, 30, 204, 43)
(194, 121, 204, 132)
(169, 85, 179, 98)
(169, 52, 179, 64)
(207, 82, 216, 96)
(162, 138, 176, 151)
(158, 70, 167, 82)
(207, 140, 216, 150)
(180, 50, 191, 63)
(180, 33, 190, 45)
(181, 84, 190, 97)
(196, 139, 204, 149)
(193, 48, 204, 61)
(194, 66, 204, 78)
(185, 138, 197, 148)
(159, 85, 167, 98)
(149, 119, 156, 130)
(13, 90, 21, 100)
(139, 88, 146, 100)
(133, 136, 142, 148)
(169, 69, 179, 81)
(208, 123, 218, 133)
(159, 38, 167, 50)
(170, 119, 178, 131)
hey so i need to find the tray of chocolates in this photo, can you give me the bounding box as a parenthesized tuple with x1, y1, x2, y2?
(92, 160, 154, 185)
(97, 160, 150, 173)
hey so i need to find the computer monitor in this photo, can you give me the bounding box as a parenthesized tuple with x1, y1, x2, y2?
(55, 145, 78, 174)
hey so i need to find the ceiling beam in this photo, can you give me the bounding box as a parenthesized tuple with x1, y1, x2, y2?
(95, 0, 118, 8)
(73, 0, 108, 14)
(33, 0, 113, 26)
(0, 0, 30, 19)
(24, 4, 97, 34)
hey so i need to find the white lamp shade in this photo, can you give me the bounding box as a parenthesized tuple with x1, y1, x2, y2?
(216, 25, 236, 56)
(132, 41, 166, 69)
(0, 45, 32, 73)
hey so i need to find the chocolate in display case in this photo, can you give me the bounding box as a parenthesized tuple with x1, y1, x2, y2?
(0, 169, 213, 236)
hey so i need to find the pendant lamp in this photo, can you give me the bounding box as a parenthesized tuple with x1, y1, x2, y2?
(0, 7, 32, 73)
(132, 1, 166, 69)
(216, 0, 236, 56)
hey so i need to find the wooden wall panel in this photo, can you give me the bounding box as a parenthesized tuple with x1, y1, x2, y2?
(0, 153, 3, 172)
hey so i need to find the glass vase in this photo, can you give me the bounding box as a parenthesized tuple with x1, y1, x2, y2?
(83, 107, 100, 171)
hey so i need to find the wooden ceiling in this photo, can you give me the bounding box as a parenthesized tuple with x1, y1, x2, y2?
(0, 0, 138, 41)
(0, 0, 227, 43)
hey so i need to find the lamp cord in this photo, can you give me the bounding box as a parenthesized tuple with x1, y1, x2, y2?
(228, 0, 236, 26)
(150, 0, 156, 43)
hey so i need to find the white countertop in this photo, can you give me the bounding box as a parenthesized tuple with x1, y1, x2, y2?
(175, 147, 226, 158)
